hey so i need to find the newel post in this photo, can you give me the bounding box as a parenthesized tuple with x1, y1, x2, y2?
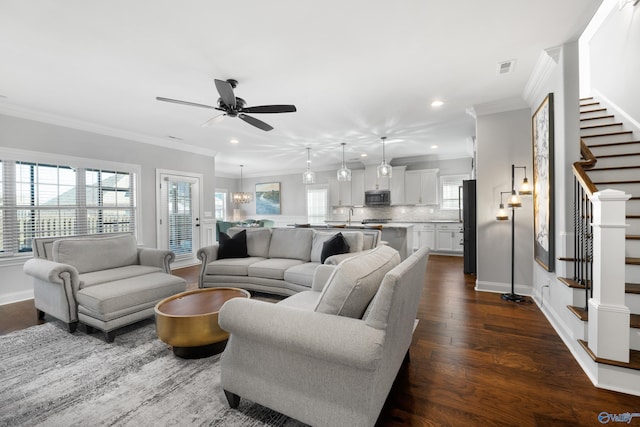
(588, 189, 631, 362)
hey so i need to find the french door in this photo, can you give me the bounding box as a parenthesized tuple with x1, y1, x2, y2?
(157, 170, 201, 266)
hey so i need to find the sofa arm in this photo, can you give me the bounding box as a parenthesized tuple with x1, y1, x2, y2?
(138, 248, 175, 273)
(219, 298, 384, 370)
(23, 258, 80, 294)
(197, 244, 219, 265)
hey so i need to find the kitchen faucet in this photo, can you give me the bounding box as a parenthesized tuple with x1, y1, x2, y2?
(348, 208, 354, 225)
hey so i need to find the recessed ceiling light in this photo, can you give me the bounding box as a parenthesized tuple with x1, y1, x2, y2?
(361, 153, 367, 157)
(431, 145, 438, 149)
(230, 139, 239, 144)
(431, 100, 444, 107)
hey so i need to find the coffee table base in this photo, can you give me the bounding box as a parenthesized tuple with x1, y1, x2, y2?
(172, 339, 228, 359)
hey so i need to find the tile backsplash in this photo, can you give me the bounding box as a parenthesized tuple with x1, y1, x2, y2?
(331, 206, 460, 223)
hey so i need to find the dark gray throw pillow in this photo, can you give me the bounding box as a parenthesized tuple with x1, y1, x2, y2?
(320, 232, 350, 263)
(218, 230, 248, 259)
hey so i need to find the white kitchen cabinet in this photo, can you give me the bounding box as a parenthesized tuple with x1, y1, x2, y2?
(364, 165, 389, 191)
(404, 169, 439, 205)
(412, 223, 435, 251)
(329, 178, 352, 207)
(390, 166, 406, 205)
(435, 223, 463, 253)
(351, 170, 365, 206)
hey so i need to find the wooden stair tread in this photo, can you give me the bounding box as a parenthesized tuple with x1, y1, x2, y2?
(581, 114, 614, 122)
(570, 308, 640, 329)
(629, 215, 640, 219)
(580, 101, 599, 107)
(580, 96, 594, 101)
(559, 277, 586, 289)
(581, 122, 622, 130)
(578, 340, 640, 370)
(627, 257, 640, 265)
(582, 131, 633, 138)
(627, 283, 640, 294)
(628, 235, 640, 240)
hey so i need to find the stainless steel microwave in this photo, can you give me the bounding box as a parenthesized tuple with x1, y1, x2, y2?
(364, 190, 391, 206)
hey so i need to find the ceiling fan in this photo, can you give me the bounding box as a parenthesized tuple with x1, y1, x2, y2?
(156, 79, 296, 132)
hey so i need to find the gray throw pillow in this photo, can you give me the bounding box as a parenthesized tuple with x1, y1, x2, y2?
(315, 245, 400, 319)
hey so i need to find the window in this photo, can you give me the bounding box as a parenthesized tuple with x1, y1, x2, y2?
(0, 153, 138, 258)
(440, 174, 469, 210)
(307, 186, 328, 224)
(215, 190, 227, 220)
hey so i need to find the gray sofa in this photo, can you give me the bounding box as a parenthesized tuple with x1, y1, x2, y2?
(219, 245, 430, 427)
(197, 227, 381, 296)
(22, 233, 186, 342)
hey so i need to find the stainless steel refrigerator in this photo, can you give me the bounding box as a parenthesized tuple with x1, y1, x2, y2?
(462, 180, 477, 274)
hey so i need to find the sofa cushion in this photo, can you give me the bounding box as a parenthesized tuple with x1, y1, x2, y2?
(314, 245, 400, 319)
(248, 258, 305, 280)
(268, 228, 314, 262)
(76, 272, 186, 318)
(80, 265, 163, 288)
(283, 262, 320, 287)
(321, 233, 350, 263)
(53, 234, 138, 274)
(218, 230, 248, 259)
(230, 227, 271, 258)
(206, 257, 266, 276)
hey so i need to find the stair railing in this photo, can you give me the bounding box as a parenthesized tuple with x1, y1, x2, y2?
(572, 140, 598, 310)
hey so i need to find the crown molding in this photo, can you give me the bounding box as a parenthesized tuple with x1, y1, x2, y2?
(0, 103, 217, 158)
(522, 46, 562, 106)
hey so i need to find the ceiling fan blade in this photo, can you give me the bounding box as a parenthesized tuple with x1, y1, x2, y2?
(242, 105, 297, 114)
(214, 79, 236, 108)
(156, 97, 216, 109)
(239, 113, 273, 132)
(201, 113, 227, 127)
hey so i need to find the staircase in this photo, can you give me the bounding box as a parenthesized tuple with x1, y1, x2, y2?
(560, 97, 640, 372)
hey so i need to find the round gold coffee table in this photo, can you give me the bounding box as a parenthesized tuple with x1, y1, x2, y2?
(154, 287, 250, 359)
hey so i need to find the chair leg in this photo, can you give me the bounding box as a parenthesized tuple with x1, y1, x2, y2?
(68, 321, 78, 333)
(224, 390, 241, 408)
(104, 330, 116, 343)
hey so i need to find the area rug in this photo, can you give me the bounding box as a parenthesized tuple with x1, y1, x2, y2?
(0, 319, 306, 426)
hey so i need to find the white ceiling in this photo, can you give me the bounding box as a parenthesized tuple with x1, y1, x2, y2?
(0, 0, 602, 177)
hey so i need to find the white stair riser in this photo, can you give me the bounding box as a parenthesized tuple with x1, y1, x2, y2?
(627, 264, 640, 283)
(580, 125, 627, 137)
(631, 328, 640, 351)
(580, 110, 609, 120)
(626, 292, 640, 313)
(588, 168, 640, 181)
(592, 182, 640, 195)
(627, 239, 640, 256)
(588, 143, 640, 156)
(582, 132, 636, 144)
(627, 219, 640, 235)
(591, 155, 640, 168)
(625, 200, 640, 216)
(580, 117, 617, 127)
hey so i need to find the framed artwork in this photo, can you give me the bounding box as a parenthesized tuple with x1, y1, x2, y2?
(532, 93, 554, 272)
(255, 182, 281, 215)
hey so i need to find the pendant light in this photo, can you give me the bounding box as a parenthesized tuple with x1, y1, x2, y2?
(302, 147, 316, 185)
(337, 143, 351, 181)
(376, 136, 392, 178)
(232, 165, 253, 204)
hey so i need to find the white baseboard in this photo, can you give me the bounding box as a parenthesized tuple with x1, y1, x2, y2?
(0, 289, 34, 306)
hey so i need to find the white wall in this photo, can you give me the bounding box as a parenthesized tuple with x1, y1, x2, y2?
(0, 114, 216, 304)
(589, 4, 640, 124)
(475, 108, 534, 294)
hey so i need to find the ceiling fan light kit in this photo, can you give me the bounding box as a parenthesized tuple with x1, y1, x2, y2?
(157, 78, 296, 132)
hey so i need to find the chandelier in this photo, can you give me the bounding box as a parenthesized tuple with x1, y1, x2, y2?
(232, 165, 253, 204)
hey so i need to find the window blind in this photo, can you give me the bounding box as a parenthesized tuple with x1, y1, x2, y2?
(167, 179, 193, 256)
(0, 158, 137, 257)
(441, 175, 467, 210)
(307, 187, 328, 224)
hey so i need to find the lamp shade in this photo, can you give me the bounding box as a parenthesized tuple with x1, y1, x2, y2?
(496, 203, 509, 220)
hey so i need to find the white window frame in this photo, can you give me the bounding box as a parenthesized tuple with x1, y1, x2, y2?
(440, 174, 469, 210)
(0, 147, 142, 263)
(306, 184, 329, 225)
(215, 189, 228, 221)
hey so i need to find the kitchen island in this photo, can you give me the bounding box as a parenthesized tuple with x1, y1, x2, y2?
(317, 222, 414, 260)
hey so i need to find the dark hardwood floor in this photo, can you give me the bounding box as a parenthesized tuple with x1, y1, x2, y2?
(2, 256, 639, 425)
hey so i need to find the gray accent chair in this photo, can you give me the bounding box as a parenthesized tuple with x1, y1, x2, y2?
(218, 246, 430, 427)
(23, 233, 186, 342)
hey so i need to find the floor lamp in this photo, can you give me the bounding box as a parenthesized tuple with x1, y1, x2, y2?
(496, 164, 532, 303)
